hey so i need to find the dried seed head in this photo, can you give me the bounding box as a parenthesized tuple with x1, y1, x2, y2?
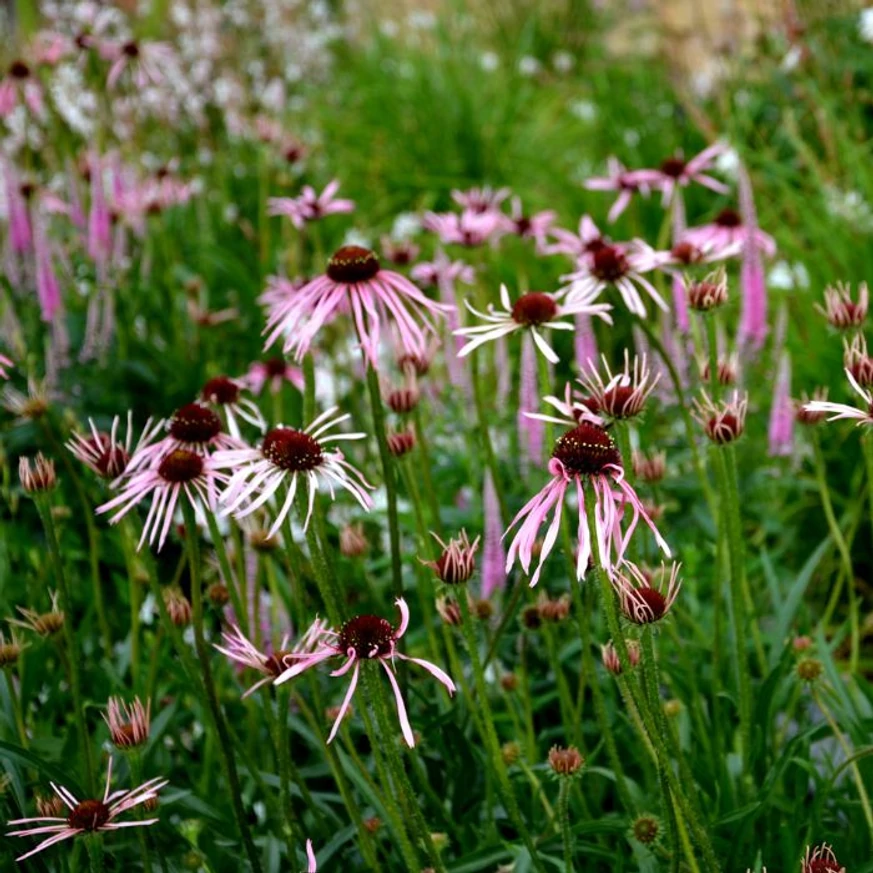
(547, 745, 585, 777)
(631, 814, 660, 845)
(500, 672, 519, 692)
(796, 658, 823, 683)
(537, 592, 572, 623)
(207, 583, 230, 607)
(520, 604, 543, 630)
(0, 631, 24, 668)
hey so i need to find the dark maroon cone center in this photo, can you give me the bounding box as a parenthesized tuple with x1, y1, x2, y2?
(158, 449, 204, 483)
(712, 412, 739, 437)
(670, 241, 700, 264)
(807, 861, 841, 873)
(714, 208, 742, 228)
(113, 723, 138, 747)
(552, 423, 621, 476)
(264, 650, 293, 677)
(660, 156, 687, 178)
(632, 588, 667, 622)
(122, 40, 140, 58)
(264, 357, 288, 378)
(262, 428, 323, 472)
(511, 292, 558, 326)
(601, 385, 637, 417)
(9, 60, 30, 79)
(338, 615, 395, 659)
(202, 376, 240, 405)
(86, 435, 129, 478)
(591, 246, 629, 282)
(585, 237, 608, 254)
(68, 799, 111, 831)
(327, 246, 380, 284)
(169, 403, 222, 443)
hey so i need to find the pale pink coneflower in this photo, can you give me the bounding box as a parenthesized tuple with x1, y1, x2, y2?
(800, 843, 845, 873)
(583, 157, 660, 223)
(379, 236, 420, 267)
(421, 210, 505, 247)
(680, 207, 776, 259)
(579, 350, 661, 420)
(0, 60, 44, 118)
(101, 39, 177, 90)
(692, 390, 749, 444)
(801, 368, 873, 427)
(123, 403, 243, 475)
(541, 215, 608, 261)
(214, 407, 373, 538)
(96, 449, 227, 551)
(648, 144, 729, 205)
(768, 353, 794, 457)
(504, 419, 670, 586)
(5, 757, 166, 862)
(502, 196, 557, 244)
(562, 241, 667, 317)
(214, 619, 330, 698)
(612, 561, 682, 624)
(306, 838, 318, 871)
(66, 412, 162, 481)
(200, 376, 266, 439)
(267, 180, 355, 230)
(104, 696, 151, 749)
(451, 185, 511, 213)
(455, 284, 612, 364)
(815, 281, 868, 330)
(481, 470, 506, 599)
(274, 598, 456, 748)
(242, 358, 305, 395)
(263, 246, 449, 367)
(4, 163, 33, 254)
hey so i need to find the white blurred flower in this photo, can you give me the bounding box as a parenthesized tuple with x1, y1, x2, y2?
(569, 99, 597, 122)
(391, 212, 421, 240)
(768, 261, 809, 291)
(480, 51, 499, 72)
(552, 51, 575, 73)
(860, 8, 873, 43)
(518, 55, 541, 77)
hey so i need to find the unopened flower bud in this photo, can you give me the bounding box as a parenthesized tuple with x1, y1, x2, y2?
(686, 268, 728, 311)
(424, 530, 480, 584)
(632, 450, 666, 483)
(19, 454, 57, 493)
(601, 639, 641, 675)
(502, 741, 521, 766)
(387, 429, 416, 457)
(663, 699, 682, 718)
(500, 672, 519, 692)
(548, 745, 584, 777)
(207, 583, 230, 607)
(339, 523, 368, 557)
(164, 588, 192, 627)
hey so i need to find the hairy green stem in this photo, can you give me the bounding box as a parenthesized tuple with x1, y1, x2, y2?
(558, 778, 573, 872)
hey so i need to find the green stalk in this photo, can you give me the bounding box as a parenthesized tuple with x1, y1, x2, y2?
(470, 353, 509, 522)
(85, 834, 105, 873)
(811, 685, 873, 841)
(711, 448, 752, 769)
(204, 513, 249, 636)
(558, 779, 573, 873)
(181, 502, 263, 873)
(704, 314, 721, 402)
(456, 595, 547, 873)
(412, 404, 444, 536)
(364, 363, 404, 598)
(863, 431, 873, 547)
(4, 670, 28, 748)
(360, 666, 447, 871)
(811, 431, 858, 672)
(34, 496, 94, 793)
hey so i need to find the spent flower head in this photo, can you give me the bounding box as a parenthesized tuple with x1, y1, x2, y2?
(815, 281, 868, 330)
(19, 454, 57, 493)
(693, 390, 748, 444)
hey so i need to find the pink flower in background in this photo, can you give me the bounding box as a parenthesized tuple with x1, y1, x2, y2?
(243, 358, 305, 395)
(541, 214, 607, 260)
(4, 163, 33, 254)
(816, 281, 868, 330)
(768, 354, 794, 456)
(410, 250, 475, 288)
(268, 180, 355, 229)
(0, 354, 13, 380)
(518, 334, 544, 473)
(200, 376, 266, 439)
(503, 196, 557, 243)
(451, 185, 511, 213)
(0, 59, 44, 118)
(306, 839, 318, 872)
(455, 283, 612, 363)
(737, 166, 770, 349)
(67, 412, 162, 480)
(680, 207, 775, 259)
(97, 448, 227, 551)
(87, 154, 112, 269)
(563, 241, 667, 317)
(263, 246, 449, 366)
(33, 216, 62, 323)
(505, 420, 670, 586)
(800, 843, 845, 873)
(214, 407, 373, 537)
(583, 157, 660, 223)
(274, 598, 456, 747)
(101, 39, 177, 89)
(6, 758, 167, 862)
(648, 144, 729, 204)
(481, 470, 506, 599)
(422, 209, 505, 247)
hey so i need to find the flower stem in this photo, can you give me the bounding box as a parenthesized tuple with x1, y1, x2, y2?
(181, 502, 263, 873)
(204, 513, 249, 636)
(412, 404, 444, 536)
(364, 362, 404, 598)
(811, 685, 873, 841)
(457, 595, 547, 873)
(704, 314, 720, 402)
(558, 779, 573, 873)
(470, 352, 509, 522)
(4, 670, 28, 748)
(359, 664, 446, 872)
(34, 496, 94, 794)
(811, 430, 858, 672)
(85, 834, 105, 873)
